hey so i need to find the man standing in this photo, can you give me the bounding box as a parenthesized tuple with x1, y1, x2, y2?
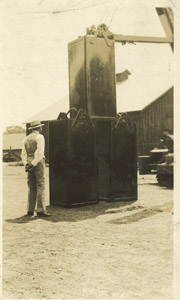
(21, 120, 51, 217)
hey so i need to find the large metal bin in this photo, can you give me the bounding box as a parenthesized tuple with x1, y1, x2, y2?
(49, 112, 98, 207)
(95, 117, 137, 201)
(68, 36, 116, 118)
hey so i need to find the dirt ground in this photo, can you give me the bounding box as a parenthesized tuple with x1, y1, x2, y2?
(2, 163, 173, 300)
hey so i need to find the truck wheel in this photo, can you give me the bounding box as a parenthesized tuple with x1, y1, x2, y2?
(157, 174, 173, 188)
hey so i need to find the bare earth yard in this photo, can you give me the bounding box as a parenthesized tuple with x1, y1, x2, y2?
(3, 164, 173, 299)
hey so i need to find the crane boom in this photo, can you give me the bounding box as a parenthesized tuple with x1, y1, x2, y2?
(86, 8, 173, 50)
(113, 34, 173, 44)
(156, 7, 173, 50)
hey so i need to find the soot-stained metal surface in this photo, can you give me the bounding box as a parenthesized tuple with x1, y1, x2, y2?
(95, 117, 137, 201)
(49, 112, 98, 207)
(68, 36, 116, 118)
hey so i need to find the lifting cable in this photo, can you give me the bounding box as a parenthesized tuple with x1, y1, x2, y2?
(99, 5, 111, 25)
(108, 6, 118, 29)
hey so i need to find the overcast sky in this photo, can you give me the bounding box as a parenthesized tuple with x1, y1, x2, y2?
(0, 0, 178, 130)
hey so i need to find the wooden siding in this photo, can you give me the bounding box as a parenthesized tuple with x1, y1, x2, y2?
(124, 87, 173, 156)
(142, 87, 173, 154)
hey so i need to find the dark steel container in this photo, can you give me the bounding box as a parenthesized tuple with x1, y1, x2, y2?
(68, 36, 116, 118)
(49, 112, 98, 207)
(95, 117, 137, 201)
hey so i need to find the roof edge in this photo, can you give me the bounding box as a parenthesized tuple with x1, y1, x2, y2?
(118, 109, 142, 114)
(142, 86, 173, 111)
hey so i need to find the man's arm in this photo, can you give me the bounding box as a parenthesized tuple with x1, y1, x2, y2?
(31, 134, 45, 166)
(21, 138, 28, 166)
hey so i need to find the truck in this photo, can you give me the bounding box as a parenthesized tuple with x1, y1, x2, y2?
(156, 133, 174, 188)
(139, 132, 174, 188)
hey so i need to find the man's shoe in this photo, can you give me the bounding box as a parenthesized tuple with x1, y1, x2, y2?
(27, 211, 34, 216)
(37, 212, 52, 217)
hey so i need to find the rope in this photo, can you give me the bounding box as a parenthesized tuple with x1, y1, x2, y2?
(99, 7, 110, 24)
(108, 6, 118, 29)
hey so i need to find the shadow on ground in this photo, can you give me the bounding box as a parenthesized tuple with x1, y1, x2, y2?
(108, 201, 172, 224)
(5, 200, 173, 225)
(5, 200, 139, 224)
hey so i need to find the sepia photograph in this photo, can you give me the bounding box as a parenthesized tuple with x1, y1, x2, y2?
(1, 0, 179, 299)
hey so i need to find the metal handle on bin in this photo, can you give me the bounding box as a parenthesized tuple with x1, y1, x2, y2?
(66, 107, 79, 117)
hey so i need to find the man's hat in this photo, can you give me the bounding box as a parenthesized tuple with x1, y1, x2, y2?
(28, 120, 44, 130)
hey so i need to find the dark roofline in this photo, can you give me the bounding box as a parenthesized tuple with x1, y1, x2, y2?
(118, 109, 142, 114)
(142, 86, 173, 111)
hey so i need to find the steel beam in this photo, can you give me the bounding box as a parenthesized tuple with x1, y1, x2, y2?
(156, 7, 173, 51)
(113, 34, 173, 44)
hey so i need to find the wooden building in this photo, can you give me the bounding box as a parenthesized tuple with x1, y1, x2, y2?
(120, 87, 173, 156)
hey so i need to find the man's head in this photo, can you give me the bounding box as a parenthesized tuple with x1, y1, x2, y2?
(28, 120, 44, 133)
(35, 126, 42, 133)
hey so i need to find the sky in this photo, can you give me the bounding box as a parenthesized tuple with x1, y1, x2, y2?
(0, 0, 178, 130)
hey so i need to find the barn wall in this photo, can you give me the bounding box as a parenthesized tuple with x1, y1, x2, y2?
(142, 87, 173, 154)
(122, 87, 173, 156)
